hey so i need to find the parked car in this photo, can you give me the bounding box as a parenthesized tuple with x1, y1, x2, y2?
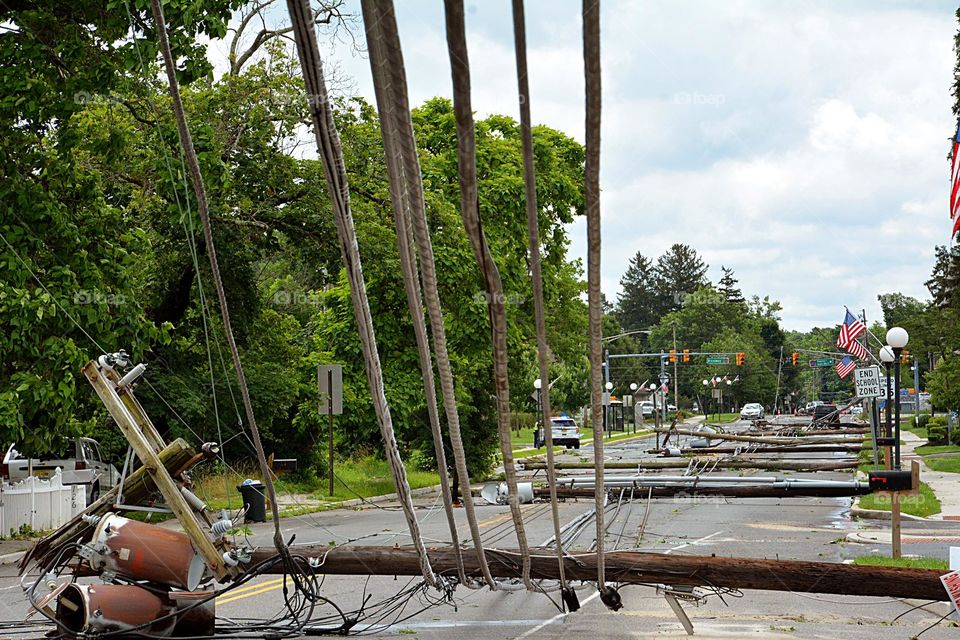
(638, 401, 655, 417)
(812, 403, 840, 425)
(802, 401, 824, 415)
(548, 415, 581, 449)
(2, 437, 120, 503)
(740, 403, 764, 420)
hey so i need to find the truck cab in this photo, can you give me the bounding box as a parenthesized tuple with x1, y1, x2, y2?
(2, 437, 119, 503)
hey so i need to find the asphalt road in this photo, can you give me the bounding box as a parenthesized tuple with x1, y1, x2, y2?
(5, 416, 959, 638)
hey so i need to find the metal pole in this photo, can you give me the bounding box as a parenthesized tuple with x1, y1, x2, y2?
(884, 363, 893, 439)
(672, 323, 678, 411)
(328, 369, 335, 497)
(913, 357, 920, 426)
(893, 351, 903, 469)
(603, 347, 609, 434)
(774, 345, 784, 415)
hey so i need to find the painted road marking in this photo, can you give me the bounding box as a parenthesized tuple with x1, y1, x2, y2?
(215, 576, 289, 605)
(665, 530, 723, 554)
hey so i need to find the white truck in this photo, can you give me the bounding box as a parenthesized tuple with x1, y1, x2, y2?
(2, 437, 120, 503)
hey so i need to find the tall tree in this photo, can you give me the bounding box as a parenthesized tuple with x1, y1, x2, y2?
(616, 252, 663, 330)
(653, 243, 708, 313)
(718, 265, 745, 305)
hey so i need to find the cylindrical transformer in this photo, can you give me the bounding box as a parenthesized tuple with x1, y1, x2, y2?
(55, 584, 214, 637)
(88, 513, 207, 590)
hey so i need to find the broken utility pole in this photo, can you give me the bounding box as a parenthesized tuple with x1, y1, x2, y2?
(247, 545, 948, 601)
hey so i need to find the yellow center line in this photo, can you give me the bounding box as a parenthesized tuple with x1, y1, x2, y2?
(216, 577, 289, 605)
(478, 511, 513, 528)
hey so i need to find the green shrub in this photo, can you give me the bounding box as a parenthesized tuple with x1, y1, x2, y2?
(928, 423, 948, 445)
(951, 425, 960, 447)
(915, 414, 931, 429)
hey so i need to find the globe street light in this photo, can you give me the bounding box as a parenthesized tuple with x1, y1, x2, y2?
(879, 346, 895, 441)
(885, 328, 909, 468)
(533, 379, 543, 448)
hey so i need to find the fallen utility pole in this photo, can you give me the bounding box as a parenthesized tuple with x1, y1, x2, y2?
(654, 428, 860, 446)
(247, 545, 948, 601)
(540, 484, 871, 499)
(522, 459, 858, 472)
(644, 445, 864, 454)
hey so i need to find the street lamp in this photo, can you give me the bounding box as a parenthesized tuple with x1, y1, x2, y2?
(879, 346, 895, 442)
(885, 328, 909, 469)
(533, 378, 543, 448)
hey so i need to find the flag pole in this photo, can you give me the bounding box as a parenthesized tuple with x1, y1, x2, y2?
(844, 305, 883, 362)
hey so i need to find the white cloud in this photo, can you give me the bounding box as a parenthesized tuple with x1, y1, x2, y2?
(204, 0, 957, 330)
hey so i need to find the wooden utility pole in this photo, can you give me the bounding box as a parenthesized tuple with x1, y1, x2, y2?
(654, 428, 859, 446)
(540, 484, 872, 499)
(247, 545, 949, 601)
(522, 459, 858, 472)
(82, 361, 231, 580)
(644, 445, 864, 454)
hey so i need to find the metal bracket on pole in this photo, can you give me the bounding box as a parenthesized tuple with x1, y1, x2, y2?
(82, 360, 233, 581)
(663, 592, 694, 635)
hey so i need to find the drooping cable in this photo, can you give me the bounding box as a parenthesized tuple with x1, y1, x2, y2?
(442, 0, 533, 590)
(582, 0, 608, 594)
(359, 0, 496, 590)
(284, 0, 436, 586)
(148, 0, 287, 556)
(360, 0, 467, 586)
(510, 0, 568, 596)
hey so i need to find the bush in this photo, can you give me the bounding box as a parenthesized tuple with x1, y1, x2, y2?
(928, 423, 948, 445)
(928, 415, 948, 427)
(951, 424, 960, 447)
(915, 414, 931, 430)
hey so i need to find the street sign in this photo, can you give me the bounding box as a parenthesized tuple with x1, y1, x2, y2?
(318, 364, 343, 415)
(711, 388, 722, 399)
(706, 357, 729, 365)
(854, 365, 882, 398)
(809, 358, 835, 367)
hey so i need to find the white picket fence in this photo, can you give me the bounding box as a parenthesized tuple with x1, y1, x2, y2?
(0, 470, 86, 536)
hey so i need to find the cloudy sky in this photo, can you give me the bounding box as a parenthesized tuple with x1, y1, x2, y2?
(214, 0, 959, 330)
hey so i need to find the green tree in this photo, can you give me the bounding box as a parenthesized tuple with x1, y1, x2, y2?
(616, 252, 664, 331)
(717, 266, 745, 306)
(653, 243, 709, 313)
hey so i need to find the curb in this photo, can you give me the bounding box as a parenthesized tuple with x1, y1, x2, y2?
(851, 499, 929, 522)
(0, 550, 26, 565)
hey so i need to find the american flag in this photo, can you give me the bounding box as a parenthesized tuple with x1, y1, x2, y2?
(837, 310, 866, 349)
(951, 120, 960, 236)
(835, 356, 856, 379)
(844, 338, 868, 361)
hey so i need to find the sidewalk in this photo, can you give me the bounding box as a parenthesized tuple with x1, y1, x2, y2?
(901, 430, 960, 520)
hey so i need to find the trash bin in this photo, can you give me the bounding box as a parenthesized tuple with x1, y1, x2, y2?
(237, 479, 266, 522)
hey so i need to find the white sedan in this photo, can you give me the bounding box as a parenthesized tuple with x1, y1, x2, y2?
(740, 403, 764, 420)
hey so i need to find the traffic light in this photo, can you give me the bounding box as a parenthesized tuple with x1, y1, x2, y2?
(669, 349, 676, 363)
(683, 349, 690, 363)
(791, 352, 799, 366)
(900, 349, 910, 364)
(736, 352, 745, 366)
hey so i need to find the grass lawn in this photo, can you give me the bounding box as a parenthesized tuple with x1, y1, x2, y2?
(509, 429, 654, 457)
(924, 456, 960, 473)
(852, 555, 948, 570)
(702, 412, 741, 424)
(510, 425, 651, 446)
(915, 444, 960, 456)
(858, 481, 941, 518)
(192, 456, 440, 513)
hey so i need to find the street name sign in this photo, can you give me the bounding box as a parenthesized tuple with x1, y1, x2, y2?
(706, 357, 729, 365)
(809, 358, 835, 367)
(854, 365, 882, 398)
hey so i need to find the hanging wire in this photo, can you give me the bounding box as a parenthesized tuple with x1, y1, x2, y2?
(284, 0, 437, 587)
(510, 0, 569, 598)
(442, 0, 533, 591)
(582, 0, 608, 596)
(360, 0, 467, 586)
